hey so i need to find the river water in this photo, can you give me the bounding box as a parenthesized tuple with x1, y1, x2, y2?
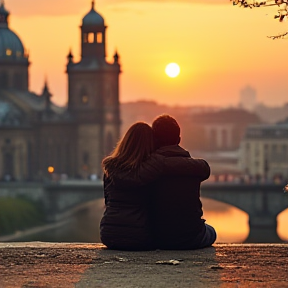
(13, 198, 288, 243)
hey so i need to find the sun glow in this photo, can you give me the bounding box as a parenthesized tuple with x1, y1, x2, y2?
(165, 63, 180, 78)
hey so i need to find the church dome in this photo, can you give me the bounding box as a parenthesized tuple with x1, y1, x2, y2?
(0, 29, 25, 59)
(82, 1, 104, 26)
(0, 2, 25, 59)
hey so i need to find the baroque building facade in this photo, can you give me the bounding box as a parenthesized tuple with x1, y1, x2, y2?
(0, 1, 121, 181)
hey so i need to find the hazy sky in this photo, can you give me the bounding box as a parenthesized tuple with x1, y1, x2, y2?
(5, 0, 288, 107)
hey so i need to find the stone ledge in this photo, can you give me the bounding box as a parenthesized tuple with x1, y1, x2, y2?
(0, 242, 287, 288)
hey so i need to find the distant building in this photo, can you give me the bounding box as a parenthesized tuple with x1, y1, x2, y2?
(239, 122, 288, 181)
(181, 108, 262, 152)
(120, 101, 219, 135)
(0, 2, 121, 181)
(239, 85, 257, 112)
(254, 102, 288, 124)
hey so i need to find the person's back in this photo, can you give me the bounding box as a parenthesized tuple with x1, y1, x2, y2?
(100, 122, 156, 251)
(101, 173, 154, 250)
(151, 115, 216, 249)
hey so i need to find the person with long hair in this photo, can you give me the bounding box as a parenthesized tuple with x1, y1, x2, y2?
(100, 121, 211, 251)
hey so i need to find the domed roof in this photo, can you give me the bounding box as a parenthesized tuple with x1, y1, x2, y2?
(0, 29, 25, 59)
(0, 99, 25, 127)
(0, 2, 25, 59)
(82, 1, 104, 26)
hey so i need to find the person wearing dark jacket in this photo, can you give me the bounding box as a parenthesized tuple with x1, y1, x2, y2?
(100, 121, 211, 251)
(150, 114, 216, 249)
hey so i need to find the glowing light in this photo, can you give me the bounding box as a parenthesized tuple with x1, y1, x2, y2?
(47, 166, 54, 173)
(96, 32, 102, 43)
(82, 95, 89, 103)
(6, 49, 12, 56)
(165, 63, 180, 78)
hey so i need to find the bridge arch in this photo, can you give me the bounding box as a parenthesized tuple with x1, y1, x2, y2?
(201, 198, 249, 243)
(277, 208, 288, 241)
(201, 183, 288, 242)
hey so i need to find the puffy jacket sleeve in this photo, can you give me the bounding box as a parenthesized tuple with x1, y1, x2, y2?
(112, 153, 210, 187)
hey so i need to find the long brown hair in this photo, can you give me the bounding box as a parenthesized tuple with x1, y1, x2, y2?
(102, 122, 155, 177)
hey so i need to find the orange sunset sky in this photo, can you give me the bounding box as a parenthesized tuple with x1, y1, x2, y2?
(5, 0, 288, 107)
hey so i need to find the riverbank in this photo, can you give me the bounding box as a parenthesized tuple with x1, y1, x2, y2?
(0, 242, 287, 288)
(0, 200, 104, 243)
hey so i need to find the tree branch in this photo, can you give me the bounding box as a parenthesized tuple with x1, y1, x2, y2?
(267, 31, 288, 39)
(231, 0, 288, 39)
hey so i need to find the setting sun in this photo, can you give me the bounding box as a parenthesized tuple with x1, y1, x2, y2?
(165, 63, 180, 78)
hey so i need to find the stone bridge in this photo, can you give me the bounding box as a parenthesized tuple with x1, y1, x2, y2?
(201, 183, 288, 242)
(0, 181, 287, 242)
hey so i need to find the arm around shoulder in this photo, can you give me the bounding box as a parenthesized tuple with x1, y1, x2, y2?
(163, 157, 210, 181)
(111, 153, 167, 187)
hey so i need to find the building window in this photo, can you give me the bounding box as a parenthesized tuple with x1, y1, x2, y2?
(210, 129, 217, 150)
(16, 51, 22, 57)
(83, 152, 89, 164)
(255, 148, 259, 157)
(282, 144, 287, 161)
(96, 32, 102, 43)
(3, 152, 14, 177)
(80, 86, 89, 105)
(222, 129, 228, 149)
(6, 49, 12, 56)
(82, 151, 89, 172)
(88, 33, 94, 43)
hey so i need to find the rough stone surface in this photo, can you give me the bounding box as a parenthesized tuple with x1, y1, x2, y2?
(0, 242, 287, 288)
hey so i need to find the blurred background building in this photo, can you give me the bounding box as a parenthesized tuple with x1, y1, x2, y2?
(0, 2, 121, 181)
(239, 85, 257, 112)
(239, 120, 288, 182)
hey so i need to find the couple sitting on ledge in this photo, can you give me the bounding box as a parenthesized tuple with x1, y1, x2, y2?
(100, 114, 216, 250)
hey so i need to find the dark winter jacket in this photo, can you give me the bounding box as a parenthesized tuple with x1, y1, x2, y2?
(150, 145, 209, 250)
(100, 150, 209, 251)
(100, 174, 154, 250)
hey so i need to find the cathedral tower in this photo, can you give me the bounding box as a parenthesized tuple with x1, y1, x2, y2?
(66, 1, 121, 177)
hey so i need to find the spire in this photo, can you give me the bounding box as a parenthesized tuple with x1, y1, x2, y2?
(67, 48, 74, 64)
(41, 77, 52, 110)
(113, 50, 119, 64)
(43, 78, 49, 93)
(0, 1, 8, 14)
(0, 0, 9, 28)
(91, 0, 95, 10)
